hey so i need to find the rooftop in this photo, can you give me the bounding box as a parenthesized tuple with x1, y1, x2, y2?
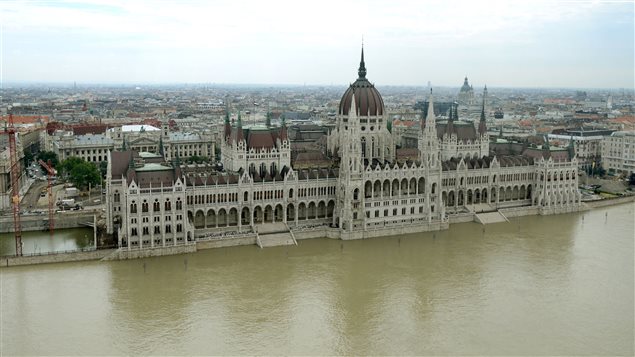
(168, 132, 202, 142)
(74, 134, 113, 145)
(138, 151, 163, 159)
(135, 163, 172, 172)
(108, 124, 160, 133)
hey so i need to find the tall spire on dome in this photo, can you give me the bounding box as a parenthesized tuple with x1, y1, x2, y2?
(358, 42, 367, 79)
(478, 98, 487, 135)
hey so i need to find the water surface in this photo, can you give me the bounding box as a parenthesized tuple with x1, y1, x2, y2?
(1, 204, 633, 355)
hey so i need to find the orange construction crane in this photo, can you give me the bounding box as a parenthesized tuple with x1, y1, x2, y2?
(39, 159, 56, 239)
(3, 114, 23, 256)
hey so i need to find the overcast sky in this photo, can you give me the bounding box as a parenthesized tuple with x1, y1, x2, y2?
(1, 0, 633, 88)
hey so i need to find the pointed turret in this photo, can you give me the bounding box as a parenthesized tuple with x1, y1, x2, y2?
(236, 112, 244, 142)
(543, 135, 551, 158)
(447, 104, 455, 135)
(358, 45, 367, 79)
(279, 114, 288, 141)
(568, 136, 576, 159)
(224, 110, 231, 140)
(419, 89, 439, 167)
(478, 98, 487, 135)
(426, 89, 436, 129)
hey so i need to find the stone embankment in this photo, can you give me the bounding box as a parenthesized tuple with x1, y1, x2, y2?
(583, 195, 635, 208)
(2, 196, 633, 268)
(0, 211, 97, 233)
(1, 248, 115, 267)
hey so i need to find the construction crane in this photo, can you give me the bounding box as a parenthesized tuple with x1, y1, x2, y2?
(3, 114, 23, 256)
(38, 159, 56, 239)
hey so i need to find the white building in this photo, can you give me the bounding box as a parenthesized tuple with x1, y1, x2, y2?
(51, 131, 114, 164)
(548, 129, 612, 168)
(107, 125, 161, 153)
(602, 131, 635, 174)
(106, 47, 582, 249)
(162, 130, 215, 162)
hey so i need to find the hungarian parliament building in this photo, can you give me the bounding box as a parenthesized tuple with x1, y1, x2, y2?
(106, 48, 582, 249)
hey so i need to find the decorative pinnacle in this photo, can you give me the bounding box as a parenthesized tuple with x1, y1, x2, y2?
(358, 44, 367, 79)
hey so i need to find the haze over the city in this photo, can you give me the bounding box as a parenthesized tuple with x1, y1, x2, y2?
(1, 0, 633, 88)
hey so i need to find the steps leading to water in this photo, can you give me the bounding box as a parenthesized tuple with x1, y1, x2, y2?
(259, 232, 295, 247)
(256, 222, 296, 247)
(474, 211, 509, 225)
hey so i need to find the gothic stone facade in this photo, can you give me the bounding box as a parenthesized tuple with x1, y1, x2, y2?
(106, 50, 582, 249)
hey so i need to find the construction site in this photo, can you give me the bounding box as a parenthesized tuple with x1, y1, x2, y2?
(1, 114, 110, 258)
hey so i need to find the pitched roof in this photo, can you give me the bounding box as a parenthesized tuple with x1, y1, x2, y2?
(436, 121, 478, 141)
(110, 151, 139, 178)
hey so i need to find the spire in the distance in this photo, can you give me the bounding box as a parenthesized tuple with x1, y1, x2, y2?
(358, 44, 367, 79)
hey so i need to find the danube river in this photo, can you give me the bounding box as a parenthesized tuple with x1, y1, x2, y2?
(0, 228, 94, 256)
(1, 204, 633, 355)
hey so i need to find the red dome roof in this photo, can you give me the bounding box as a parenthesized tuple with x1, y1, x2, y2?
(338, 47, 384, 116)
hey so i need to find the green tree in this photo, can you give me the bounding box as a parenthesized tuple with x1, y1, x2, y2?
(59, 157, 85, 176)
(23, 149, 34, 165)
(37, 151, 59, 167)
(387, 118, 393, 133)
(187, 155, 206, 164)
(99, 161, 108, 178)
(69, 162, 101, 189)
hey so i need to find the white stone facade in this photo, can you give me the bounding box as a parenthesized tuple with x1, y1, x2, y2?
(221, 124, 291, 175)
(106, 51, 583, 249)
(51, 131, 114, 164)
(602, 131, 635, 174)
(163, 131, 215, 162)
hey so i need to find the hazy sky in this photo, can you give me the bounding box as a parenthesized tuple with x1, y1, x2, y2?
(1, 0, 633, 88)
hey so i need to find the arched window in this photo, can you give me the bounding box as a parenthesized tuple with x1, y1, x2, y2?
(130, 201, 137, 213)
(153, 199, 160, 212)
(165, 199, 171, 211)
(142, 200, 149, 213)
(176, 198, 182, 210)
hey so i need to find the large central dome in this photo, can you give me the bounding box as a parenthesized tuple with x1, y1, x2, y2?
(338, 47, 384, 116)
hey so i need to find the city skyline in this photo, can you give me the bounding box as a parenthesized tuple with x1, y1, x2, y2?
(1, 0, 634, 88)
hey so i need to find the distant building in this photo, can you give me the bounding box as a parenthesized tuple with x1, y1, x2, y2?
(548, 128, 614, 168)
(458, 77, 475, 106)
(162, 131, 215, 162)
(51, 131, 114, 164)
(602, 131, 635, 174)
(107, 124, 161, 153)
